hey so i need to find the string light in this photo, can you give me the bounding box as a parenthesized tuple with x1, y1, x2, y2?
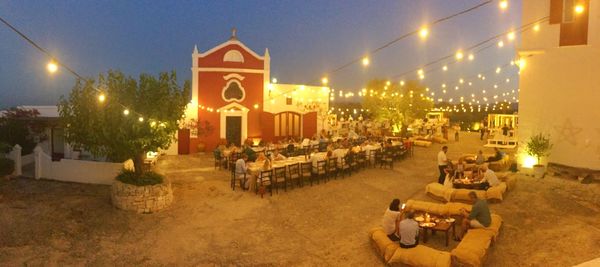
(98, 93, 106, 103)
(321, 77, 328, 85)
(507, 31, 515, 41)
(362, 56, 370, 66)
(442, 65, 448, 71)
(272, 78, 278, 84)
(533, 24, 540, 31)
(46, 60, 58, 73)
(468, 54, 474, 61)
(455, 50, 464, 60)
(138, 117, 144, 122)
(497, 40, 504, 47)
(419, 27, 429, 39)
(123, 109, 130, 116)
(499, 0, 508, 10)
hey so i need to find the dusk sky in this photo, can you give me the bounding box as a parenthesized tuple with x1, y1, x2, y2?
(0, 0, 522, 108)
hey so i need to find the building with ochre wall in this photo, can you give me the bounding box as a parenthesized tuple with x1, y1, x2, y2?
(518, 0, 600, 169)
(181, 30, 329, 154)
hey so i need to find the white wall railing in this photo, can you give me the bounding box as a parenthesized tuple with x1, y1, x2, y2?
(33, 145, 131, 185)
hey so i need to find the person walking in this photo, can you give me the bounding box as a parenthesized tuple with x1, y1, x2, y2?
(437, 146, 449, 184)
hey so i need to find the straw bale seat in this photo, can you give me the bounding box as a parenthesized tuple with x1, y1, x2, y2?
(369, 227, 451, 267)
(425, 182, 454, 202)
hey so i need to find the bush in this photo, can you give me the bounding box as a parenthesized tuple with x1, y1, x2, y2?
(116, 169, 164, 186)
(525, 133, 553, 164)
(0, 157, 15, 176)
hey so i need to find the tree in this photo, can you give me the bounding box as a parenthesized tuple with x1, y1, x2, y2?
(0, 107, 47, 154)
(362, 79, 433, 136)
(59, 70, 190, 176)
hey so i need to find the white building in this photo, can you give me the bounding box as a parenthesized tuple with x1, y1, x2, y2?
(518, 0, 600, 169)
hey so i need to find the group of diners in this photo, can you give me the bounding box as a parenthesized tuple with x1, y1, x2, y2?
(437, 146, 503, 190)
(212, 135, 411, 196)
(382, 191, 492, 247)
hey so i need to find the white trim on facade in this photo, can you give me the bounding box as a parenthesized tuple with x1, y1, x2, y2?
(199, 40, 265, 60)
(218, 102, 248, 145)
(221, 79, 246, 103)
(223, 73, 245, 81)
(223, 49, 245, 62)
(197, 67, 264, 74)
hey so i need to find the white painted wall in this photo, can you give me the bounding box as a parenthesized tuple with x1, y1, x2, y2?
(34, 146, 133, 185)
(518, 0, 600, 169)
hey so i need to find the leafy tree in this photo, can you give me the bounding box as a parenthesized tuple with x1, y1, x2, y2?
(59, 70, 190, 176)
(0, 107, 47, 154)
(362, 79, 433, 136)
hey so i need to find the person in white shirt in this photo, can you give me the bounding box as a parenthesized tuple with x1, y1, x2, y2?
(481, 165, 500, 188)
(399, 211, 419, 248)
(382, 199, 403, 241)
(437, 146, 449, 184)
(271, 149, 287, 161)
(235, 154, 249, 190)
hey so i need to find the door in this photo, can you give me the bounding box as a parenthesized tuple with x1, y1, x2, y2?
(178, 129, 190, 155)
(226, 116, 242, 146)
(51, 127, 65, 161)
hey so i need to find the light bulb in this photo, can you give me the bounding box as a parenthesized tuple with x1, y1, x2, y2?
(499, 0, 508, 10)
(123, 109, 130, 116)
(47, 60, 58, 73)
(419, 27, 429, 39)
(455, 51, 464, 60)
(98, 93, 106, 102)
(362, 56, 370, 66)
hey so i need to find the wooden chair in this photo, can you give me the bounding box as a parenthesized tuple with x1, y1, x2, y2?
(230, 167, 247, 191)
(339, 155, 351, 177)
(374, 150, 383, 168)
(300, 162, 313, 186)
(213, 150, 225, 170)
(257, 169, 273, 197)
(312, 160, 327, 184)
(327, 157, 338, 180)
(273, 166, 288, 193)
(288, 163, 301, 188)
(380, 149, 394, 169)
(348, 153, 358, 172)
(367, 150, 377, 168)
(356, 151, 367, 169)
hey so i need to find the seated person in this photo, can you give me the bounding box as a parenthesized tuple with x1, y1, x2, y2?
(455, 158, 466, 178)
(243, 145, 257, 162)
(480, 165, 500, 188)
(399, 211, 420, 248)
(255, 152, 268, 162)
(271, 149, 287, 161)
(457, 191, 491, 240)
(487, 147, 503, 162)
(475, 150, 485, 165)
(235, 154, 250, 190)
(382, 199, 403, 241)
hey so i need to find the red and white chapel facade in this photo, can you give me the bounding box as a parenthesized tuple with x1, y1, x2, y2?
(179, 30, 329, 154)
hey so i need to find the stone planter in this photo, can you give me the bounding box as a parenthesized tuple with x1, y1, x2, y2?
(533, 164, 545, 178)
(111, 180, 173, 213)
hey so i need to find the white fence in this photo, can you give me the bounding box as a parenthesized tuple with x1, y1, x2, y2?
(32, 146, 131, 185)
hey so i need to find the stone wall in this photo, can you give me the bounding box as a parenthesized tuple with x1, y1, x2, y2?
(111, 180, 173, 213)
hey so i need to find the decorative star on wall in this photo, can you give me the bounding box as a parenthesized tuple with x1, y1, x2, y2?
(553, 118, 583, 146)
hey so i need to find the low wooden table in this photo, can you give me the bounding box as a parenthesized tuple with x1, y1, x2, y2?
(418, 218, 456, 247)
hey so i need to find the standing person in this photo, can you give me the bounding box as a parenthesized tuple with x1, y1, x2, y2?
(454, 125, 460, 141)
(457, 191, 491, 240)
(480, 125, 485, 140)
(437, 146, 449, 184)
(502, 124, 510, 136)
(399, 211, 420, 248)
(382, 199, 403, 241)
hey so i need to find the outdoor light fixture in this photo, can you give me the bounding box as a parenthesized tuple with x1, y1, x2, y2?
(419, 27, 429, 39)
(499, 0, 508, 10)
(455, 51, 464, 60)
(575, 4, 584, 14)
(123, 109, 130, 116)
(362, 56, 370, 66)
(47, 60, 58, 73)
(507, 31, 515, 41)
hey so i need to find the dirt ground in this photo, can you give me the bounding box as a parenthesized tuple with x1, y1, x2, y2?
(1, 132, 599, 266)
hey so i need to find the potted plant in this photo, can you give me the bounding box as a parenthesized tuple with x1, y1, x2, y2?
(525, 133, 553, 178)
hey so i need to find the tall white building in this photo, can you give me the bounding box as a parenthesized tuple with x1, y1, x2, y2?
(518, 0, 600, 169)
